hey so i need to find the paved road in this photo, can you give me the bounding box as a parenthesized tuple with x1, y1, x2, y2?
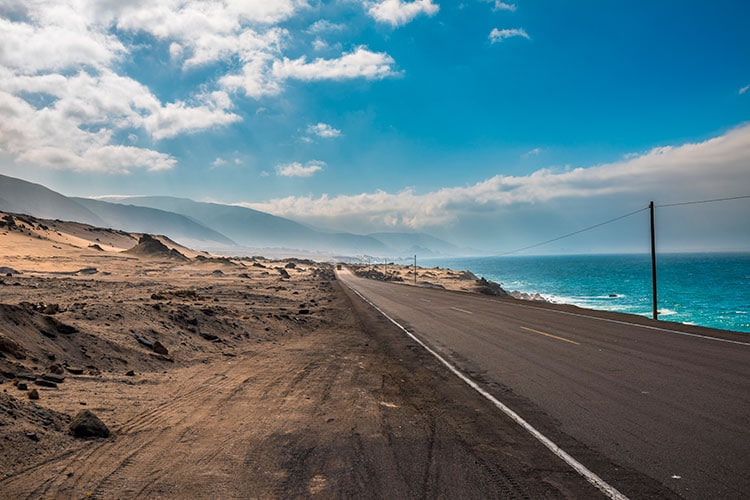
(337, 268, 750, 499)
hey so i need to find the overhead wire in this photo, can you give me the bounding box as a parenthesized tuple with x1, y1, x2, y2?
(494, 194, 750, 257)
(496, 206, 650, 256)
(656, 195, 750, 208)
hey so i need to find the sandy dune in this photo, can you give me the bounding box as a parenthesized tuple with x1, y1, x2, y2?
(0, 212, 616, 498)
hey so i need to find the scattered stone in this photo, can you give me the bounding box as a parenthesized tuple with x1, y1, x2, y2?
(200, 332, 219, 342)
(65, 366, 84, 375)
(28, 388, 39, 400)
(77, 267, 98, 275)
(25, 431, 39, 442)
(457, 270, 479, 281)
(69, 410, 109, 438)
(284, 262, 296, 269)
(151, 340, 169, 356)
(277, 268, 290, 279)
(298, 309, 310, 315)
(48, 363, 64, 375)
(474, 277, 511, 298)
(0, 334, 26, 359)
(42, 374, 65, 384)
(35, 379, 57, 388)
(125, 370, 135, 377)
(17, 382, 28, 391)
(135, 336, 154, 349)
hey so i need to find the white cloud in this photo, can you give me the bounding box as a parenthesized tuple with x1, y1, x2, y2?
(276, 160, 326, 177)
(489, 1, 516, 11)
(367, 0, 440, 27)
(247, 125, 750, 232)
(307, 123, 342, 138)
(312, 38, 329, 51)
(212, 157, 227, 168)
(272, 47, 397, 81)
(489, 27, 530, 43)
(143, 91, 241, 140)
(521, 147, 542, 158)
(306, 19, 345, 34)
(740, 85, 749, 95)
(0, 0, 403, 173)
(0, 15, 125, 74)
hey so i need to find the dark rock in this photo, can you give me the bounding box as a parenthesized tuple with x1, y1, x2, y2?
(88, 244, 104, 251)
(277, 268, 290, 279)
(65, 366, 84, 375)
(284, 262, 296, 269)
(25, 431, 39, 441)
(474, 278, 511, 298)
(42, 374, 65, 384)
(77, 267, 98, 275)
(211, 269, 225, 276)
(457, 270, 479, 281)
(35, 379, 57, 388)
(298, 309, 310, 315)
(0, 335, 26, 359)
(135, 336, 154, 349)
(17, 382, 28, 391)
(151, 340, 169, 356)
(125, 370, 135, 377)
(28, 388, 39, 400)
(200, 333, 219, 341)
(69, 410, 109, 438)
(48, 364, 64, 375)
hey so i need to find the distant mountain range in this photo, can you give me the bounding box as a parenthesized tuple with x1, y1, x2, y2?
(0, 174, 464, 257)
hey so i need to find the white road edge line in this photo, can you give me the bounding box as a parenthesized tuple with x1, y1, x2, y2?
(342, 280, 628, 500)
(450, 306, 473, 315)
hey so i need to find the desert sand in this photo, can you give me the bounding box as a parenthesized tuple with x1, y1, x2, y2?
(0, 211, 604, 498)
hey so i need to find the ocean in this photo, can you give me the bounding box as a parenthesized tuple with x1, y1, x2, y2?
(421, 253, 750, 334)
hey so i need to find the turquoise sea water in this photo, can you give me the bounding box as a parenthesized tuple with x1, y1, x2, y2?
(421, 253, 750, 333)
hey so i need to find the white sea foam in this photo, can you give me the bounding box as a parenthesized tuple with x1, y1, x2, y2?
(658, 309, 678, 317)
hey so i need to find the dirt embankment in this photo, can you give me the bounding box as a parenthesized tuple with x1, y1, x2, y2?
(0, 217, 600, 498)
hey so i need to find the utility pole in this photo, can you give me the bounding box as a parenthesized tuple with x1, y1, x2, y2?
(650, 201, 658, 320)
(414, 254, 417, 285)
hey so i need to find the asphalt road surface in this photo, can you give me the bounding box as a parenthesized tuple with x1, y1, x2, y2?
(337, 268, 750, 499)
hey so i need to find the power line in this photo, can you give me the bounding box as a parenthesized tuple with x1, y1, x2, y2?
(495, 194, 749, 257)
(497, 206, 650, 256)
(657, 195, 750, 208)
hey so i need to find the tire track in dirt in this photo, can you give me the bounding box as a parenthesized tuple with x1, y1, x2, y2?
(2, 279, 609, 498)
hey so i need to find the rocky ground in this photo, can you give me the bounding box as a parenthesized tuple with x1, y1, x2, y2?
(0, 212, 598, 498)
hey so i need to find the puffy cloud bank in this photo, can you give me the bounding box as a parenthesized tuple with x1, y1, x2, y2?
(247, 125, 750, 246)
(0, 0, 398, 173)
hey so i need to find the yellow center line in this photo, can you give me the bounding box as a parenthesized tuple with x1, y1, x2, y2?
(520, 326, 580, 345)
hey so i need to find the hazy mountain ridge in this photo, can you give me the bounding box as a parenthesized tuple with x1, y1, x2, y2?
(101, 196, 390, 255)
(366, 232, 463, 257)
(71, 198, 236, 247)
(0, 175, 462, 257)
(0, 174, 105, 226)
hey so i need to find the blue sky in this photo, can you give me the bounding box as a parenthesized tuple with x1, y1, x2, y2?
(1, 0, 749, 253)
